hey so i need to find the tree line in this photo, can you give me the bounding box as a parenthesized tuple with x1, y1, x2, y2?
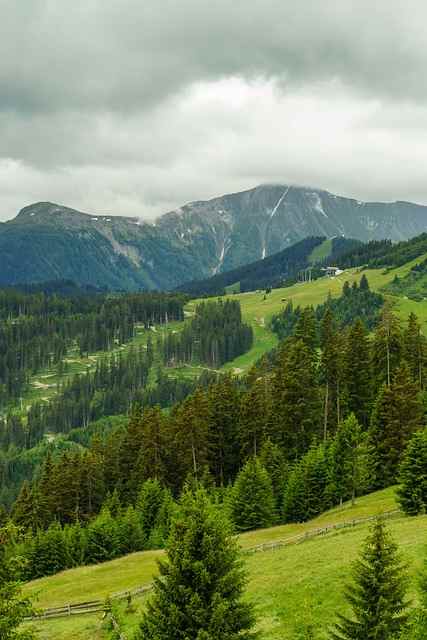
(271, 274, 384, 341)
(2, 293, 426, 581)
(0, 287, 186, 407)
(160, 299, 253, 368)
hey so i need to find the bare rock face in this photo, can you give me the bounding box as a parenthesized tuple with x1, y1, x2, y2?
(1, 184, 427, 290)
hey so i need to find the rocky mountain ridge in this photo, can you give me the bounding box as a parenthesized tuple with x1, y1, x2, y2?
(1, 184, 427, 290)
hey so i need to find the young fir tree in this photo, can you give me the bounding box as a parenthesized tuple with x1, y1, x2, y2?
(407, 553, 427, 639)
(230, 457, 275, 531)
(370, 363, 424, 488)
(371, 305, 403, 389)
(320, 307, 342, 438)
(328, 414, 372, 507)
(259, 439, 288, 518)
(344, 320, 372, 428)
(282, 443, 329, 523)
(136, 478, 167, 544)
(397, 428, 427, 516)
(271, 338, 321, 459)
(403, 312, 426, 390)
(137, 487, 256, 640)
(0, 547, 35, 640)
(330, 518, 410, 640)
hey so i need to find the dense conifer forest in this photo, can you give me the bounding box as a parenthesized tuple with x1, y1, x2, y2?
(0, 286, 186, 407)
(160, 299, 253, 368)
(177, 236, 361, 296)
(270, 275, 384, 340)
(337, 232, 427, 269)
(1, 276, 426, 586)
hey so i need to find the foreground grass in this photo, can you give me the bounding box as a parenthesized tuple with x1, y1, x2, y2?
(248, 514, 427, 639)
(24, 487, 427, 640)
(24, 614, 105, 640)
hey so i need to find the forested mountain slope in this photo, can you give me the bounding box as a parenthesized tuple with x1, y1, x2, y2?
(177, 236, 360, 296)
(1, 185, 427, 290)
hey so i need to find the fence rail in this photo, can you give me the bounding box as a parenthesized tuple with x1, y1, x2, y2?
(29, 509, 402, 621)
(244, 509, 401, 555)
(30, 583, 153, 621)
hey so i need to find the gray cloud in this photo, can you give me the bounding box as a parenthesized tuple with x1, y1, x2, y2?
(1, 1, 427, 220)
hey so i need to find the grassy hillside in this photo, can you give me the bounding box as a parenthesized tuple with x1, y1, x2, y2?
(191, 251, 427, 374)
(24, 487, 427, 639)
(11, 250, 427, 414)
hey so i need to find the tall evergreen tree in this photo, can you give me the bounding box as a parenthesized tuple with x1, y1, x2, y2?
(371, 305, 403, 389)
(0, 546, 35, 639)
(328, 414, 373, 507)
(370, 363, 424, 488)
(403, 312, 426, 389)
(397, 428, 427, 515)
(230, 458, 275, 531)
(271, 338, 321, 458)
(137, 487, 255, 640)
(344, 320, 372, 428)
(331, 518, 410, 640)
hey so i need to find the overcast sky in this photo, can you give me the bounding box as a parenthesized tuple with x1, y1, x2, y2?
(1, 0, 427, 221)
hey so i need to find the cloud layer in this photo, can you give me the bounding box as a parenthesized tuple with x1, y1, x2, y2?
(1, 1, 427, 220)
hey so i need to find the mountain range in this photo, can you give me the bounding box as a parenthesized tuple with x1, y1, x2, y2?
(1, 184, 427, 290)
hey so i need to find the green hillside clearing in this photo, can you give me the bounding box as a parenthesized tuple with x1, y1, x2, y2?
(309, 238, 333, 264)
(193, 251, 427, 374)
(24, 487, 427, 639)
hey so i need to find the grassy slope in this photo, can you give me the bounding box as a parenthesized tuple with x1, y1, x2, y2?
(194, 251, 427, 374)
(309, 237, 333, 264)
(12, 251, 427, 410)
(24, 488, 427, 639)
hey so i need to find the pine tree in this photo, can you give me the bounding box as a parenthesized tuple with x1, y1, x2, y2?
(397, 428, 427, 515)
(370, 363, 423, 488)
(230, 458, 275, 531)
(271, 338, 321, 459)
(320, 307, 342, 438)
(403, 312, 426, 389)
(0, 546, 35, 639)
(408, 553, 427, 639)
(344, 320, 372, 428)
(259, 439, 288, 518)
(239, 378, 268, 459)
(136, 478, 167, 544)
(136, 487, 255, 640)
(294, 306, 318, 355)
(331, 518, 410, 640)
(328, 414, 373, 507)
(11, 481, 36, 531)
(371, 305, 403, 389)
(283, 444, 329, 523)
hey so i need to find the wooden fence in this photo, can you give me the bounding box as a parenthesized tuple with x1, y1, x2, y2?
(30, 584, 152, 620)
(244, 509, 401, 555)
(30, 509, 401, 621)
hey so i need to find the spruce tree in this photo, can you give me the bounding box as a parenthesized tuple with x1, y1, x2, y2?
(0, 547, 35, 640)
(408, 553, 427, 639)
(371, 305, 403, 389)
(259, 439, 288, 518)
(137, 487, 255, 640)
(344, 320, 372, 428)
(231, 457, 275, 531)
(136, 478, 166, 544)
(328, 414, 372, 507)
(397, 428, 427, 515)
(331, 518, 410, 640)
(271, 338, 321, 458)
(370, 363, 423, 488)
(403, 312, 426, 389)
